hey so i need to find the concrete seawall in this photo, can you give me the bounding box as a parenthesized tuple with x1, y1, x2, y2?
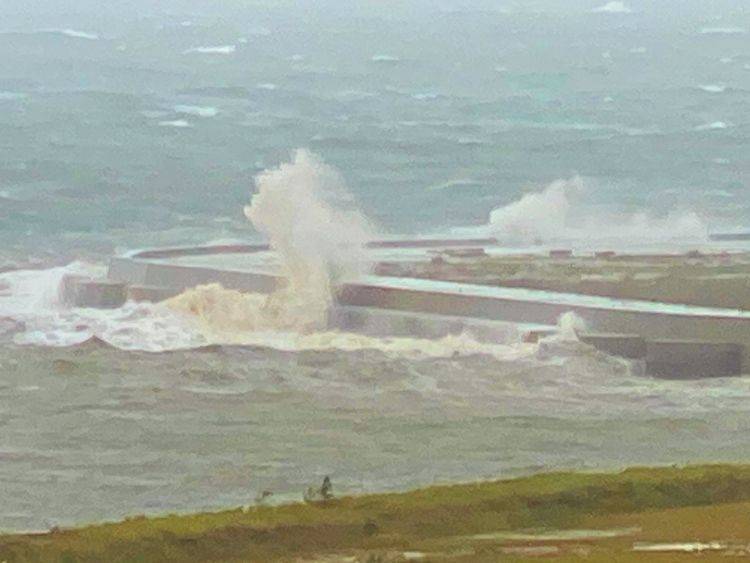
(101, 246, 750, 377)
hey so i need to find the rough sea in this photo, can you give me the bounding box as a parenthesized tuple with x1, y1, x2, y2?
(2, 0, 750, 531)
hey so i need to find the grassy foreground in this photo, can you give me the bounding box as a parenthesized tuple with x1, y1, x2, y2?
(4, 464, 750, 562)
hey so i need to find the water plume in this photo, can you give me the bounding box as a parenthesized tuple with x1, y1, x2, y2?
(486, 178, 708, 246)
(169, 149, 372, 333)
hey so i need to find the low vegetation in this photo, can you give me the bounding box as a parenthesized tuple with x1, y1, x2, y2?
(3, 464, 750, 561)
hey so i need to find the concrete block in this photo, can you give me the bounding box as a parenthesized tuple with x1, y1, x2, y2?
(549, 249, 573, 259)
(522, 328, 558, 343)
(0, 317, 25, 336)
(62, 276, 127, 308)
(594, 251, 616, 260)
(579, 333, 647, 359)
(126, 285, 182, 303)
(646, 340, 743, 378)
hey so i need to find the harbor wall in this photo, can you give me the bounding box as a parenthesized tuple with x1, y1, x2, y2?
(104, 253, 750, 375)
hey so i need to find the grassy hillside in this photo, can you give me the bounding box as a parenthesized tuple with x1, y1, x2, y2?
(3, 464, 750, 562)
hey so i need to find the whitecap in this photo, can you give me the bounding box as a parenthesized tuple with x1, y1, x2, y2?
(256, 83, 277, 90)
(700, 27, 746, 35)
(334, 90, 376, 101)
(427, 179, 482, 191)
(371, 54, 400, 63)
(412, 92, 439, 101)
(699, 84, 726, 93)
(458, 137, 484, 146)
(695, 121, 729, 131)
(53, 28, 99, 40)
(158, 119, 192, 128)
(173, 105, 218, 118)
(183, 45, 236, 55)
(592, 2, 631, 14)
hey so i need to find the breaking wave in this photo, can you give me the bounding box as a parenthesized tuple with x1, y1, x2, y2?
(0, 150, 538, 359)
(482, 177, 708, 246)
(0, 262, 542, 360)
(183, 45, 236, 55)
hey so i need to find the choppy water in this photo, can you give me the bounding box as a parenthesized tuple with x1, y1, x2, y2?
(4, 333, 750, 532)
(2, 0, 750, 532)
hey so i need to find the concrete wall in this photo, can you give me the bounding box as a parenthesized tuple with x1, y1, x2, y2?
(337, 283, 750, 365)
(579, 333, 647, 360)
(329, 306, 525, 343)
(109, 257, 279, 294)
(106, 253, 750, 372)
(646, 340, 743, 379)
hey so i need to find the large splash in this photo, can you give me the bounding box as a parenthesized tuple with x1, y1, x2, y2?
(168, 149, 372, 333)
(486, 177, 708, 246)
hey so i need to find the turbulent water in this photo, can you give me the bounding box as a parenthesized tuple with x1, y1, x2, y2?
(2, 0, 750, 531)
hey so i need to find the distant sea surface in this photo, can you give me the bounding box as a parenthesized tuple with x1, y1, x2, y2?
(1, 1, 750, 264)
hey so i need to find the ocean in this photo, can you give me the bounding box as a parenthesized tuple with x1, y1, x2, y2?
(2, 0, 750, 531)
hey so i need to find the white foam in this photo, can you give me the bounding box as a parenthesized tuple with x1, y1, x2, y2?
(592, 2, 631, 14)
(183, 45, 236, 55)
(173, 105, 218, 117)
(256, 83, 277, 91)
(0, 263, 201, 351)
(699, 84, 726, 93)
(334, 90, 376, 101)
(158, 119, 192, 128)
(696, 121, 729, 131)
(371, 54, 400, 63)
(0, 263, 536, 359)
(427, 179, 481, 192)
(51, 29, 100, 40)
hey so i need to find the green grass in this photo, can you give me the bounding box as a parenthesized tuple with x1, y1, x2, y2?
(3, 464, 750, 562)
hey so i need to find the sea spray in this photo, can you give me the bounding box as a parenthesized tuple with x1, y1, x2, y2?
(486, 177, 707, 246)
(168, 149, 372, 332)
(488, 178, 578, 244)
